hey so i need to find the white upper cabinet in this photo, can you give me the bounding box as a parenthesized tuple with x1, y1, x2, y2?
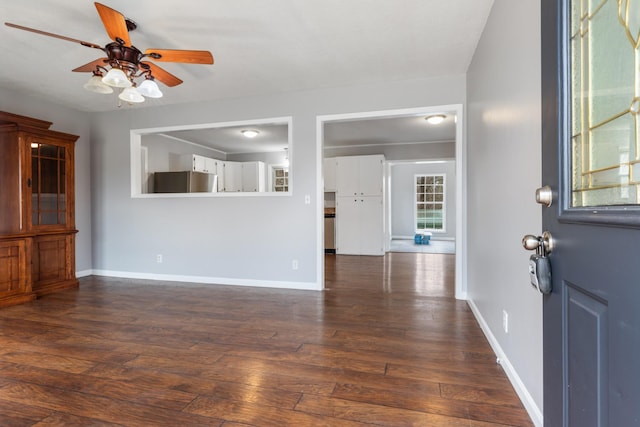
(336, 155, 384, 197)
(242, 161, 265, 192)
(323, 157, 337, 192)
(214, 160, 225, 191)
(180, 154, 216, 173)
(178, 156, 265, 193)
(224, 161, 243, 192)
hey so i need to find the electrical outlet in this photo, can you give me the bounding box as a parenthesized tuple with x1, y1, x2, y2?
(502, 310, 509, 333)
(304, 195, 311, 204)
(156, 254, 163, 263)
(292, 259, 299, 270)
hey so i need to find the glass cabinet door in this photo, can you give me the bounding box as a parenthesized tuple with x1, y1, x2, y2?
(30, 140, 68, 227)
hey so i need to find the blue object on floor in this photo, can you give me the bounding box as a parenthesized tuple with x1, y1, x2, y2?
(422, 233, 432, 245)
(414, 234, 423, 244)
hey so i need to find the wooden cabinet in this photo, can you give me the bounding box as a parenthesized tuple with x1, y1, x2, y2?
(336, 155, 384, 197)
(0, 238, 34, 307)
(0, 112, 79, 306)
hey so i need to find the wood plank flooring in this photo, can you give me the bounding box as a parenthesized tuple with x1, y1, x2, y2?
(0, 253, 533, 426)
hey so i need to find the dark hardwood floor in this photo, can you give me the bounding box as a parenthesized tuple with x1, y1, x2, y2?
(0, 253, 533, 426)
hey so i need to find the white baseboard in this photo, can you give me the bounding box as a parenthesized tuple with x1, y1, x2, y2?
(467, 299, 543, 427)
(89, 270, 322, 291)
(76, 269, 93, 278)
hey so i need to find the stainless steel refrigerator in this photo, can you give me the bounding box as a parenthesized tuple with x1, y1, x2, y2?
(153, 171, 217, 193)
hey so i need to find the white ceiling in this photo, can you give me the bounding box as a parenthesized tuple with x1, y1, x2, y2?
(1, 1, 493, 148)
(144, 112, 457, 154)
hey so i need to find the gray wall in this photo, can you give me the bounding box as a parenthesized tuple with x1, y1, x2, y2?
(390, 161, 456, 239)
(325, 141, 454, 160)
(466, 0, 543, 423)
(0, 87, 93, 275)
(89, 75, 466, 287)
(142, 134, 224, 173)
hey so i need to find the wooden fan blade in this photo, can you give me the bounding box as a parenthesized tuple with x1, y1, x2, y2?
(94, 2, 131, 46)
(4, 22, 103, 49)
(145, 49, 214, 64)
(141, 62, 183, 87)
(72, 58, 109, 72)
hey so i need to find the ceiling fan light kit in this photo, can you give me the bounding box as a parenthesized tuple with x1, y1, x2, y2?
(5, 2, 214, 106)
(118, 86, 145, 103)
(136, 79, 163, 98)
(83, 74, 114, 94)
(101, 67, 132, 88)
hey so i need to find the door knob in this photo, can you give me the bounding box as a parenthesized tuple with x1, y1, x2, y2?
(522, 231, 554, 255)
(522, 231, 554, 294)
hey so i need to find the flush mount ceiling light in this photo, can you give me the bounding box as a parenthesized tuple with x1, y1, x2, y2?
(241, 129, 260, 138)
(425, 114, 446, 125)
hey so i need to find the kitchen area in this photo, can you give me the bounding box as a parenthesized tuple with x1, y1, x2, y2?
(324, 193, 336, 254)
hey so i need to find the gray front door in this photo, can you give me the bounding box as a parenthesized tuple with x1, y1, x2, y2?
(541, 0, 640, 425)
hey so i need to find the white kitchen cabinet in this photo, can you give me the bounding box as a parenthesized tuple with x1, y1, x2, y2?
(335, 155, 384, 197)
(224, 161, 243, 192)
(180, 154, 216, 173)
(336, 196, 384, 255)
(334, 154, 385, 256)
(323, 157, 337, 192)
(242, 161, 265, 192)
(213, 160, 225, 191)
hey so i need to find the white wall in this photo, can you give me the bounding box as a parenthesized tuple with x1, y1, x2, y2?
(391, 161, 456, 239)
(88, 75, 466, 288)
(466, 0, 543, 425)
(0, 87, 93, 275)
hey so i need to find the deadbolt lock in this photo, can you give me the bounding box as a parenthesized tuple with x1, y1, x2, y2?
(535, 185, 553, 207)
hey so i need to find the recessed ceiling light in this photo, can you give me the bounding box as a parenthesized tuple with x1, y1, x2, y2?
(425, 114, 446, 125)
(241, 129, 260, 138)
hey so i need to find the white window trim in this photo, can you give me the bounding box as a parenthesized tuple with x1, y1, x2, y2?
(414, 173, 446, 233)
(269, 164, 289, 192)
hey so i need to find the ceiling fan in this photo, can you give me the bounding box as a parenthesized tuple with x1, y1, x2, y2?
(4, 2, 214, 103)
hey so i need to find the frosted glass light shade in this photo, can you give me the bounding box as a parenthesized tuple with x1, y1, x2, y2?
(425, 114, 446, 125)
(137, 79, 163, 98)
(241, 129, 259, 138)
(83, 75, 113, 94)
(118, 87, 145, 103)
(102, 68, 131, 87)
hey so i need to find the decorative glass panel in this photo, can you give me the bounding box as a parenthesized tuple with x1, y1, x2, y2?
(570, 0, 640, 207)
(31, 142, 66, 226)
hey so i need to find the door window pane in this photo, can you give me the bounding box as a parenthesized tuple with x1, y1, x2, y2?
(570, 0, 640, 207)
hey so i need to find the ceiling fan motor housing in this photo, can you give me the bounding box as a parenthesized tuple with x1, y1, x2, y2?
(105, 42, 144, 76)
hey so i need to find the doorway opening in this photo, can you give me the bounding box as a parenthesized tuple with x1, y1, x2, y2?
(316, 105, 466, 299)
